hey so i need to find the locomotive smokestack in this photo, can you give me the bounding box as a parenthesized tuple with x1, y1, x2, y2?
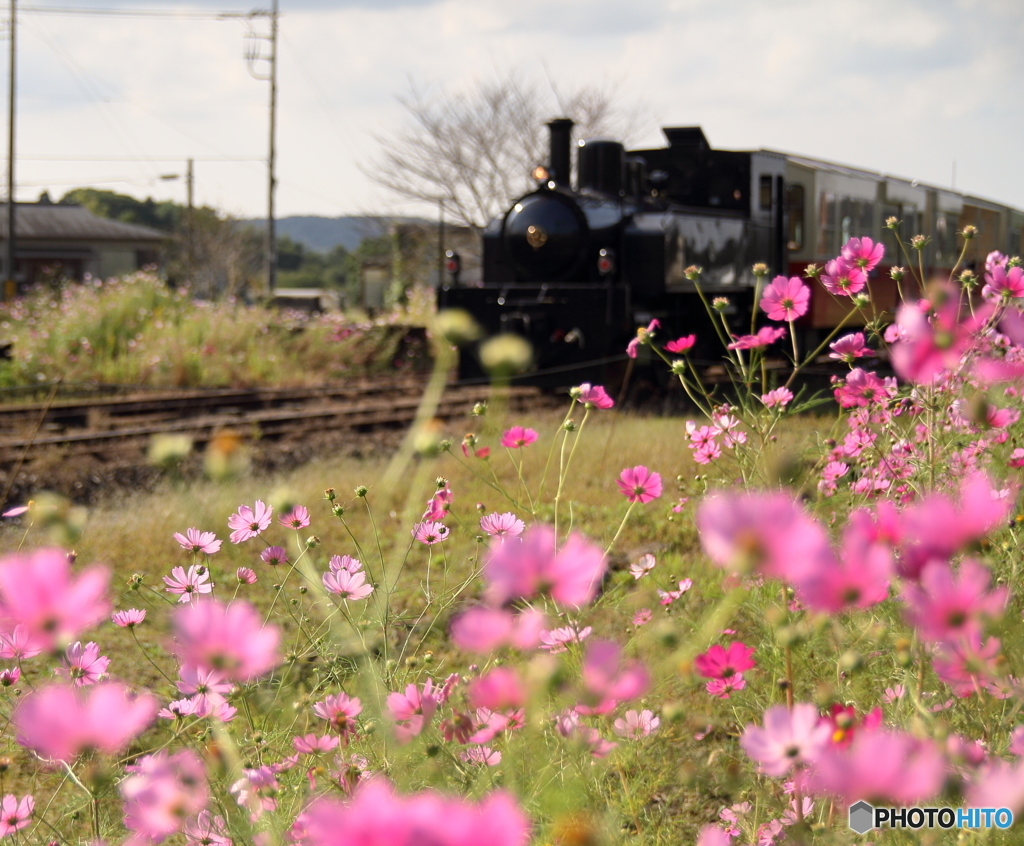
(546, 118, 574, 189)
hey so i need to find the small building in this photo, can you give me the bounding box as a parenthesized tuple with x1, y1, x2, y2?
(0, 200, 167, 292)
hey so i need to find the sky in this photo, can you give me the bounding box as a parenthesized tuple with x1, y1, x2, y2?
(8, 0, 1024, 223)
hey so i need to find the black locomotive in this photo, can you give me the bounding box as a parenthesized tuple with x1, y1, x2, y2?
(439, 118, 1024, 388)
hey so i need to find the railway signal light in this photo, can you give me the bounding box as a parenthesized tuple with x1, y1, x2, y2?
(598, 248, 616, 276)
(445, 250, 461, 284)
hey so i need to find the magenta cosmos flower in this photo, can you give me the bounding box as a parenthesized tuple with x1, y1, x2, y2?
(982, 264, 1024, 301)
(760, 275, 810, 322)
(313, 692, 363, 738)
(386, 680, 441, 742)
(483, 524, 606, 608)
(665, 335, 697, 353)
(55, 641, 110, 686)
(14, 681, 159, 762)
(575, 383, 615, 408)
(693, 642, 756, 679)
(121, 749, 209, 843)
(580, 639, 649, 712)
(613, 709, 660, 739)
(829, 332, 872, 363)
(0, 548, 110, 654)
(820, 257, 866, 296)
(901, 559, 1007, 643)
(227, 500, 273, 544)
(500, 426, 538, 448)
(171, 598, 280, 683)
(841, 236, 885, 271)
(279, 505, 311, 529)
(740, 703, 831, 777)
(617, 465, 663, 504)
(450, 606, 546, 653)
(173, 528, 222, 555)
(727, 326, 787, 350)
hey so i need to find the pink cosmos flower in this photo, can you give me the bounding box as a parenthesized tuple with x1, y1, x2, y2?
(841, 236, 884, 271)
(461, 746, 502, 766)
(163, 564, 214, 603)
(467, 667, 527, 712)
(0, 625, 41, 660)
(480, 512, 526, 537)
(793, 516, 892, 613)
(760, 387, 793, 408)
(227, 500, 273, 544)
(706, 675, 747, 699)
(932, 633, 1004, 697)
(967, 760, 1024, 814)
(617, 465, 663, 503)
(449, 606, 546, 653)
(728, 326, 787, 350)
(121, 749, 209, 843)
(412, 521, 449, 545)
(580, 639, 649, 712)
(329, 554, 362, 573)
(697, 826, 731, 846)
(112, 608, 146, 628)
(613, 709, 660, 739)
(693, 642, 756, 679)
(55, 641, 110, 686)
(0, 667, 20, 687)
(890, 284, 992, 384)
(808, 730, 945, 804)
(760, 276, 810, 322)
(298, 779, 530, 846)
(483, 524, 606, 608)
(822, 704, 882, 749)
(14, 681, 159, 762)
(539, 624, 592, 653)
(0, 795, 33, 837)
(177, 664, 235, 699)
(173, 528, 222, 555)
(902, 559, 1007, 643)
(1009, 448, 1024, 468)
(171, 598, 280, 683)
(500, 426, 538, 448)
(829, 332, 872, 363)
(0, 548, 110, 654)
(697, 490, 834, 583)
(236, 567, 258, 584)
(293, 733, 340, 754)
(626, 319, 661, 358)
(386, 680, 441, 742)
(820, 257, 866, 296)
(158, 698, 198, 720)
(740, 703, 831, 777)
(261, 546, 288, 566)
(665, 335, 697, 353)
(313, 692, 362, 738)
(230, 765, 279, 821)
(575, 383, 615, 409)
(632, 608, 653, 626)
(833, 368, 894, 408)
(279, 505, 310, 530)
(657, 579, 693, 605)
(323, 568, 373, 600)
(629, 553, 656, 579)
(183, 811, 231, 846)
(983, 264, 1024, 301)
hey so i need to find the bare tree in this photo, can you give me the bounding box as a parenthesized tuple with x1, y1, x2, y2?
(366, 71, 650, 232)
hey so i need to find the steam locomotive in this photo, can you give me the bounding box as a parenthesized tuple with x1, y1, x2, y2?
(439, 118, 1024, 388)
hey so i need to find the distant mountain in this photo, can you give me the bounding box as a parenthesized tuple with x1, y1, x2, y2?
(243, 215, 430, 255)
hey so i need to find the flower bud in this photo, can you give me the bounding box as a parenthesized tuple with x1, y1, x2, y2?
(885, 216, 900, 230)
(960, 224, 978, 240)
(354, 485, 368, 498)
(890, 266, 905, 282)
(803, 263, 821, 280)
(324, 488, 336, 501)
(305, 535, 320, 549)
(670, 360, 687, 375)
(472, 401, 487, 416)
(684, 265, 702, 281)
(433, 309, 483, 347)
(752, 262, 769, 277)
(712, 297, 729, 311)
(479, 333, 533, 377)
(911, 234, 930, 250)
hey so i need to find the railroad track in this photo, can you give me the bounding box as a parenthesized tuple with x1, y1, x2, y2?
(0, 377, 551, 463)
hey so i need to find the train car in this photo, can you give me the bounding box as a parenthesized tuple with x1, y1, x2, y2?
(439, 119, 1024, 387)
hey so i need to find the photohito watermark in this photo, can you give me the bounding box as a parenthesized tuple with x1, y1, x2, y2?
(848, 801, 1014, 834)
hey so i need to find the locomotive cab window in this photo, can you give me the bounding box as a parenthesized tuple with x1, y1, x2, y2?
(786, 185, 805, 252)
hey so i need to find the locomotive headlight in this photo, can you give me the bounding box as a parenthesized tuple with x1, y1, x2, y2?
(531, 165, 550, 183)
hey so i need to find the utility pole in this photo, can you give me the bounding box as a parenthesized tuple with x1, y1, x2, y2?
(266, 0, 277, 295)
(240, 3, 277, 295)
(186, 157, 194, 283)
(4, 0, 15, 302)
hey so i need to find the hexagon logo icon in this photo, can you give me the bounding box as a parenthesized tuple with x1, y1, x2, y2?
(849, 800, 875, 834)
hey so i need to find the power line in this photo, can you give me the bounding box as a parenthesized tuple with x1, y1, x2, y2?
(20, 155, 264, 162)
(19, 6, 270, 20)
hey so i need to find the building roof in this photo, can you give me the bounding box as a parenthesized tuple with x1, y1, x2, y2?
(0, 203, 167, 242)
